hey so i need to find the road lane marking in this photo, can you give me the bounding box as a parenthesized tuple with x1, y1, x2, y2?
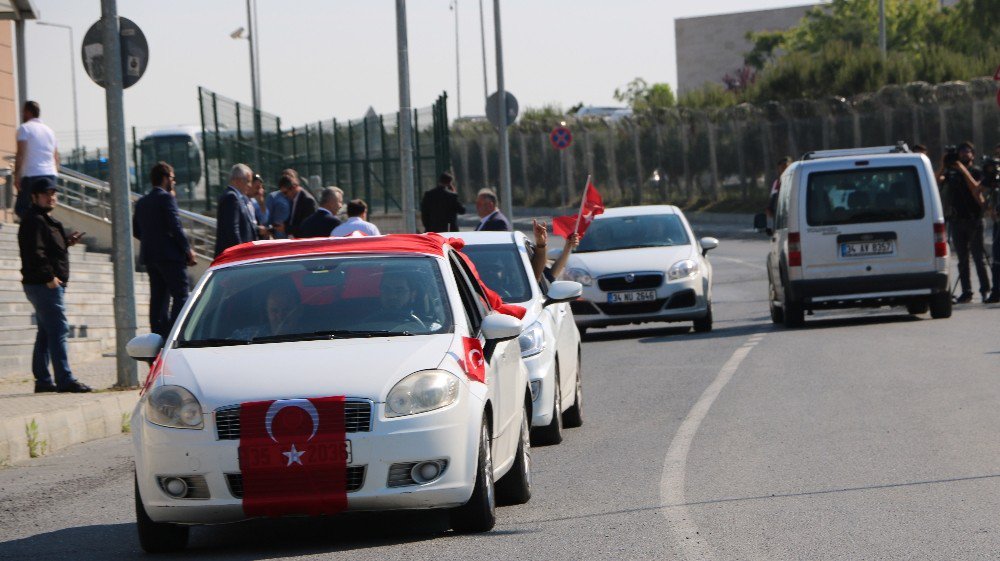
(659, 335, 764, 560)
(713, 255, 767, 271)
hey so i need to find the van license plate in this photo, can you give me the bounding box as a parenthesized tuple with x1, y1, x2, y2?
(840, 240, 895, 258)
(607, 290, 657, 304)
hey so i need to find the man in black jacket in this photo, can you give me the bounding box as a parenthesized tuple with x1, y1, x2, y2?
(474, 188, 512, 231)
(18, 178, 91, 393)
(420, 172, 465, 232)
(282, 172, 318, 238)
(297, 186, 343, 238)
(214, 163, 260, 256)
(133, 162, 197, 337)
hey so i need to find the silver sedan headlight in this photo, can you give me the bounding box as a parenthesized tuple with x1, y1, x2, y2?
(386, 370, 460, 418)
(668, 259, 699, 281)
(518, 321, 546, 358)
(146, 385, 204, 429)
(562, 267, 593, 286)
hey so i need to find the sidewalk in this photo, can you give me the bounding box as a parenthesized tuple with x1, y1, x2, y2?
(0, 355, 140, 465)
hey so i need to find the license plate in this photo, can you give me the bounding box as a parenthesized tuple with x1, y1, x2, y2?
(242, 440, 352, 466)
(607, 290, 657, 304)
(840, 240, 894, 258)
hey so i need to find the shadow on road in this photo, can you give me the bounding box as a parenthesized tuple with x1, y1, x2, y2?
(0, 510, 536, 560)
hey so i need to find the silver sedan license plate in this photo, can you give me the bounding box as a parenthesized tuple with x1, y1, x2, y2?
(607, 289, 657, 304)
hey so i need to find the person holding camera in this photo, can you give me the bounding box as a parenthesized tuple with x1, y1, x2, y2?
(983, 143, 1000, 303)
(938, 141, 990, 303)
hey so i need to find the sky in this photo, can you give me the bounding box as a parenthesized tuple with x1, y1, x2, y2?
(23, 0, 815, 151)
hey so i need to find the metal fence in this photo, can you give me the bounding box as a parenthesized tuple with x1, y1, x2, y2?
(197, 87, 451, 213)
(451, 78, 1000, 209)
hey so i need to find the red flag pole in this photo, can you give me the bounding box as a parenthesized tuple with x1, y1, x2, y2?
(573, 175, 592, 234)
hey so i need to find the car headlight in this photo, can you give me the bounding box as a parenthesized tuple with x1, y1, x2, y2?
(562, 267, 593, 286)
(518, 321, 546, 358)
(146, 385, 204, 429)
(386, 370, 460, 418)
(668, 259, 699, 281)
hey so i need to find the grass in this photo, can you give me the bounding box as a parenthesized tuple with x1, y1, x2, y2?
(25, 419, 47, 458)
(121, 412, 131, 434)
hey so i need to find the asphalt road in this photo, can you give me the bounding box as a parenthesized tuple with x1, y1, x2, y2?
(2, 238, 1000, 560)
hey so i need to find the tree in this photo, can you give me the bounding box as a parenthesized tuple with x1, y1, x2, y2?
(613, 78, 676, 112)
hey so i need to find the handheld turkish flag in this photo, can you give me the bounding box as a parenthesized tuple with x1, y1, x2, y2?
(462, 337, 487, 383)
(552, 178, 605, 238)
(239, 396, 348, 517)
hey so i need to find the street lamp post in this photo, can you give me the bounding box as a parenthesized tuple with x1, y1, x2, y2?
(478, 0, 488, 100)
(450, 0, 461, 118)
(492, 0, 513, 221)
(36, 21, 80, 158)
(231, 0, 261, 166)
(878, 0, 887, 61)
(395, 0, 417, 233)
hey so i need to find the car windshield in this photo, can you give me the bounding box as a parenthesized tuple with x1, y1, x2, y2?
(575, 214, 689, 253)
(177, 255, 452, 346)
(806, 166, 925, 226)
(460, 244, 533, 303)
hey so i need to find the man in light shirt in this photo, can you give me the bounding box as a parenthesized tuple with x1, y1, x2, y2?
(14, 101, 59, 220)
(331, 199, 381, 237)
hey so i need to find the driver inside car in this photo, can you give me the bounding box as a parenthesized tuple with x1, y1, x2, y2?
(363, 272, 426, 329)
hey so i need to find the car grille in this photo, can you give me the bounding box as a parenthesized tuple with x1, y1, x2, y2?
(225, 466, 366, 498)
(597, 273, 664, 292)
(595, 299, 668, 316)
(214, 399, 373, 440)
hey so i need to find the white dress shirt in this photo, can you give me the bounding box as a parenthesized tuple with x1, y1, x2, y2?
(331, 216, 381, 237)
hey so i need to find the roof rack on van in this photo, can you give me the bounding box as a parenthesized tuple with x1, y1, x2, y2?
(800, 141, 911, 161)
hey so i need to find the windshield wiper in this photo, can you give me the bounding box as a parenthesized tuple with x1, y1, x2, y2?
(316, 329, 416, 338)
(249, 329, 415, 344)
(176, 338, 249, 348)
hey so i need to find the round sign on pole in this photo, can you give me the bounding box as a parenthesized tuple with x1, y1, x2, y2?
(81, 17, 149, 89)
(486, 91, 518, 128)
(549, 126, 572, 151)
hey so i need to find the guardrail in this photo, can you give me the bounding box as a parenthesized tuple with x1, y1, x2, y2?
(56, 167, 218, 259)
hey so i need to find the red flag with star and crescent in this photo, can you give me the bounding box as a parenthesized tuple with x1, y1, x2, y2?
(238, 396, 348, 517)
(462, 337, 487, 383)
(552, 178, 605, 238)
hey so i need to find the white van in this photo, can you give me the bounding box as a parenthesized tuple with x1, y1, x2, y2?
(763, 145, 951, 327)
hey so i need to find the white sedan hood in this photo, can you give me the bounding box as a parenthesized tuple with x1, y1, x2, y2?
(157, 334, 456, 410)
(568, 245, 694, 278)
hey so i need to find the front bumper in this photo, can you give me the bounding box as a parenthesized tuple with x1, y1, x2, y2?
(133, 396, 481, 524)
(570, 276, 708, 329)
(523, 349, 556, 428)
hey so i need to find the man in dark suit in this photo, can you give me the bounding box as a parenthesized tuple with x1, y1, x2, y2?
(282, 171, 318, 238)
(420, 172, 465, 232)
(298, 186, 343, 238)
(214, 163, 260, 256)
(474, 188, 512, 231)
(133, 162, 197, 338)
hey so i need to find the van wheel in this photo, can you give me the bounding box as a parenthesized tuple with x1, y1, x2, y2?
(135, 474, 189, 553)
(783, 294, 805, 328)
(906, 301, 929, 315)
(531, 368, 563, 446)
(929, 292, 953, 319)
(693, 303, 713, 333)
(769, 282, 784, 324)
(450, 418, 495, 533)
(495, 404, 532, 505)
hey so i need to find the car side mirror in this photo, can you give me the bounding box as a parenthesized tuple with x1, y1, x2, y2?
(126, 333, 164, 364)
(544, 281, 582, 307)
(699, 237, 719, 257)
(753, 213, 768, 231)
(546, 247, 564, 261)
(480, 313, 523, 362)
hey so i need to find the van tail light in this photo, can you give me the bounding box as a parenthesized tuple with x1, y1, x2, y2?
(933, 222, 947, 257)
(788, 232, 802, 267)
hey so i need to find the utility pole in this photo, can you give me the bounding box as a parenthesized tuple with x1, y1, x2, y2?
(878, 0, 887, 61)
(492, 0, 513, 221)
(246, 0, 261, 167)
(478, 0, 488, 100)
(451, 0, 461, 118)
(395, 0, 417, 233)
(36, 22, 80, 156)
(100, 0, 138, 388)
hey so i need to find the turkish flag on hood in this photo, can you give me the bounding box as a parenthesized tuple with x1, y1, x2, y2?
(239, 396, 348, 517)
(552, 179, 605, 238)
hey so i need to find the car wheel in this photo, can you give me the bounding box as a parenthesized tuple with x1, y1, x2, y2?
(531, 367, 563, 446)
(782, 292, 805, 328)
(769, 281, 784, 324)
(693, 303, 713, 333)
(562, 350, 584, 428)
(906, 301, 930, 315)
(135, 473, 189, 553)
(450, 418, 496, 533)
(495, 403, 532, 506)
(929, 292, 953, 319)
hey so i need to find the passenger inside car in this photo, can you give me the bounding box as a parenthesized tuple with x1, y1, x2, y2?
(230, 284, 301, 339)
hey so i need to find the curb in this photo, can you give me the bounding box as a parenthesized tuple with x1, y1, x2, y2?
(0, 390, 139, 465)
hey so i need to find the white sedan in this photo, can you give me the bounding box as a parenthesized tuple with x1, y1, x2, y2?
(555, 205, 719, 334)
(450, 231, 584, 445)
(126, 234, 534, 552)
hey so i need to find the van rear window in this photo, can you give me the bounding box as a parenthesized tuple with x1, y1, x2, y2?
(806, 166, 924, 226)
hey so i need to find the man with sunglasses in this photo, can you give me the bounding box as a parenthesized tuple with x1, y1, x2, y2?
(133, 161, 196, 338)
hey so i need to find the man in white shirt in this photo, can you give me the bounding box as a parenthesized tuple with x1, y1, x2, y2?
(14, 101, 59, 220)
(331, 199, 381, 237)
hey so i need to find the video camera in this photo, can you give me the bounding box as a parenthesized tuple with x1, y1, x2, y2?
(943, 145, 960, 166)
(982, 154, 1000, 184)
